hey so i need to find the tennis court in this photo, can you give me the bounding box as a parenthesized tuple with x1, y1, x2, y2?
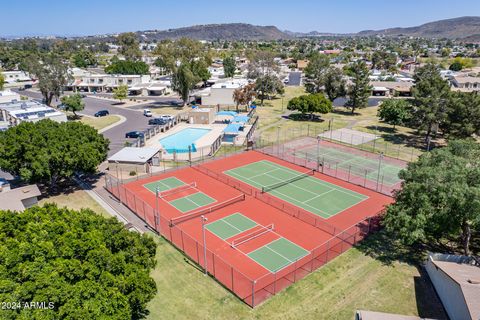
(143, 177, 185, 193)
(295, 145, 403, 185)
(168, 192, 216, 213)
(206, 213, 309, 272)
(224, 160, 368, 219)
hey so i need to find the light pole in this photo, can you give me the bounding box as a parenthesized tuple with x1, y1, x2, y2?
(201, 215, 208, 276)
(155, 187, 160, 233)
(316, 135, 321, 171)
(376, 152, 384, 191)
(276, 126, 281, 156)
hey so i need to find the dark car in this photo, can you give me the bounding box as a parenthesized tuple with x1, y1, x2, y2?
(148, 118, 167, 125)
(94, 110, 109, 117)
(125, 131, 144, 139)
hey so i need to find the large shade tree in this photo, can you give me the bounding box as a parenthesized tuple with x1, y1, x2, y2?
(411, 63, 451, 142)
(345, 60, 372, 114)
(0, 204, 157, 320)
(384, 140, 480, 255)
(287, 93, 333, 119)
(0, 120, 109, 188)
(24, 53, 72, 106)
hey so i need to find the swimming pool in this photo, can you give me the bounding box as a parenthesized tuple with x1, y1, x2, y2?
(159, 128, 211, 153)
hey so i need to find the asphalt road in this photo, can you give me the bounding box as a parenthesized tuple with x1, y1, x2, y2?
(13, 89, 179, 156)
(288, 72, 302, 86)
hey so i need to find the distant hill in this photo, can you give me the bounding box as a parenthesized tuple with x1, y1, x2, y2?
(137, 23, 291, 41)
(357, 16, 480, 40)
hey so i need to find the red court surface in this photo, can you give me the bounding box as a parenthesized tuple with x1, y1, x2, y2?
(110, 150, 393, 307)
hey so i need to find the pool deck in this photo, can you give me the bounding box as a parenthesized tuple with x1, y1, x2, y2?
(146, 123, 226, 160)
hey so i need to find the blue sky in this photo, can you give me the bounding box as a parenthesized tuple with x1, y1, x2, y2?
(1, 0, 479, 36)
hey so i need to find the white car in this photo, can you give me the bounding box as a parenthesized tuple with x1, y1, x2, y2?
(143, 109, 153, 117)
(159, 115, 175, 121)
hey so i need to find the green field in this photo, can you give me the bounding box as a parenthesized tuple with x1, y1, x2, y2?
(224, 160, 368, 218)
(146, 231, 447, 320)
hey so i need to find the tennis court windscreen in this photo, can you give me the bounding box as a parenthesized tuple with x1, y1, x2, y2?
(169, 194, 245, 226)
(261, 169, 315, 193)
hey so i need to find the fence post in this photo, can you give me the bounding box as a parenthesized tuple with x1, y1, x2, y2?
(364, 169, 368, 187)
(348, 165, 351, 182)
(252, 280, 256, 307)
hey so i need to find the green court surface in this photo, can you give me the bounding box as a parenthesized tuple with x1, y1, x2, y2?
(224, 160, 368, 219)
(168, 192, 216, 213)
(248, 238, 309, 273)
(143, 177, 185, 193)
(206, 213, 257, 240)
(296, 147, 403, 185)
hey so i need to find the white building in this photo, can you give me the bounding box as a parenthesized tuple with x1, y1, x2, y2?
(1, 70, 33, 85)
(0, 180, 41, 211)
(0, 100, 67, 127)
(200, 79, 250, 106)
(0, 90, 21, 104)
(451, 76, 480, 92)
(426, 252, 480, 320)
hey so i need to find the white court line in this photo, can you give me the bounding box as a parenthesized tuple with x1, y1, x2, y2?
(261, 161, 368, 200)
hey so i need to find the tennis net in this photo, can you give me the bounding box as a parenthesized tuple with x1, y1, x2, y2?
(261, 169, 315, 193)
(169, 194, 246, 226)
(231, 224, 275, 248)
(159, 182, 197, 198)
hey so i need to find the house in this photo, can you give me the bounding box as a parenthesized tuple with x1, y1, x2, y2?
(108, 147, 161, 174)
(296, 60, 309, 71)
(0, 180, 41, 211)
(370, 81, 414, 97)
(0, 89, 21, 104)
(425, 252, 480, 320)
(1, 70, 33, 86)
(201, 79, 249, 107)
(450, 76, 480, 92)
(0, 100, 67, 127)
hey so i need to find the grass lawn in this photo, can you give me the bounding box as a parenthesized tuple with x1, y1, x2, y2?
(38, 188, 111, 218)
(80, 115, 121, 131)
(146, 232, 446, 320)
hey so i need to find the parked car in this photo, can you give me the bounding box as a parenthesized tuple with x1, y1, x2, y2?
(94, 110, 109, 117)
(143, 109, 153, 117)
(159, 114, 175, 122)
(125, 131, 144, 139)
(148, 118, 167, 125)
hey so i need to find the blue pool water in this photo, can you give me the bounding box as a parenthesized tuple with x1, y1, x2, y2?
(160, 128, 211, 153)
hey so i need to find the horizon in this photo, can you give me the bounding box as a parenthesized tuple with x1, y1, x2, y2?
(1, 0, 480, 37)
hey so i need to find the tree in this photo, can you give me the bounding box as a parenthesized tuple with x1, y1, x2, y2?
(0, 204, 157, 319)
(304, 53, 330, 94)
(345, 60, 372, 114)
(172, 64, 197, 106)
(371, 51, 397, 71)
(449, 61, 463, 71)
(61, 93, 84, 118)
(113, 84, 128, 103)
(442, 92, 480, 139)
(247, 51, 279, 105)
(255, 74, 284, 105)
(223, 55, 236, 78)
(72, 49, 97, 68)
(384, 140, 480, 255)
(323, 66, 346, 101)
(105, 60, 149, 75)
(24, 53, 72, 106)
(287, 93, 333, 119)
(154, 39, 212, 105)
(377, 99, 411, 129)
(233, 83, 256, 112)
(0, 120, 109, 188)
(117, 32, 141, 61)
(412, 63, 451, 142)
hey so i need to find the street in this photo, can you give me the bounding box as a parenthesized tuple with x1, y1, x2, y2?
(13, 89, 184, 156)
